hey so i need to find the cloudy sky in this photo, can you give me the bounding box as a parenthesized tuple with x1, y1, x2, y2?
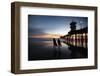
(28, 15, 88, 38)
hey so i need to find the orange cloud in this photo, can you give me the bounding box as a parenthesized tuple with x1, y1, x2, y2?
(30, 34, 62, 38)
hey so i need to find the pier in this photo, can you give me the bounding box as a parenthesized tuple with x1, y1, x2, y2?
(61, 21, 88, 48)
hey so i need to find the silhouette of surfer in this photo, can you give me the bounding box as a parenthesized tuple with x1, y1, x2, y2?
(53, 38, 57, 46)
(53, 38, 61, 58)
(57, 38, 62, 46)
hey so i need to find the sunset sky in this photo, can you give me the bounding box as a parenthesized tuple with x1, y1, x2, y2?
(28, 15, 88, 38)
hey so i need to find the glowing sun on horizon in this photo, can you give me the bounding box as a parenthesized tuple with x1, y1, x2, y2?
(30, 34, 62, 38)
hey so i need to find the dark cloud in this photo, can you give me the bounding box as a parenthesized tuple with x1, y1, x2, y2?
(28, 27, 46, 36)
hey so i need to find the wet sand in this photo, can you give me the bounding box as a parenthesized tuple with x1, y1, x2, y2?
(28, 38, 88, 61)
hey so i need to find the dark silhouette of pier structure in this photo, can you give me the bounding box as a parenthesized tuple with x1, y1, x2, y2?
(61, 21, 88, 48)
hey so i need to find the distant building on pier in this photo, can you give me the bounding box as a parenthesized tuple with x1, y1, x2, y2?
(61, 21, 88, 48)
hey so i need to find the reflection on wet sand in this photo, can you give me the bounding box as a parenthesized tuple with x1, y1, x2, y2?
(63, 41, 88, 58)
(28, 38, 88, 61)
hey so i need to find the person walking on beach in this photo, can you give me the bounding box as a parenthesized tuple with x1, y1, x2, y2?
(53, 38, 57, 46)
(57, 38, 62, 46)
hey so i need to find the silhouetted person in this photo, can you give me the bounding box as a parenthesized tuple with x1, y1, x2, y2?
(53, 38, 61, 59)
(53, 38, 57, 46)
(57, 38, 62, 46)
